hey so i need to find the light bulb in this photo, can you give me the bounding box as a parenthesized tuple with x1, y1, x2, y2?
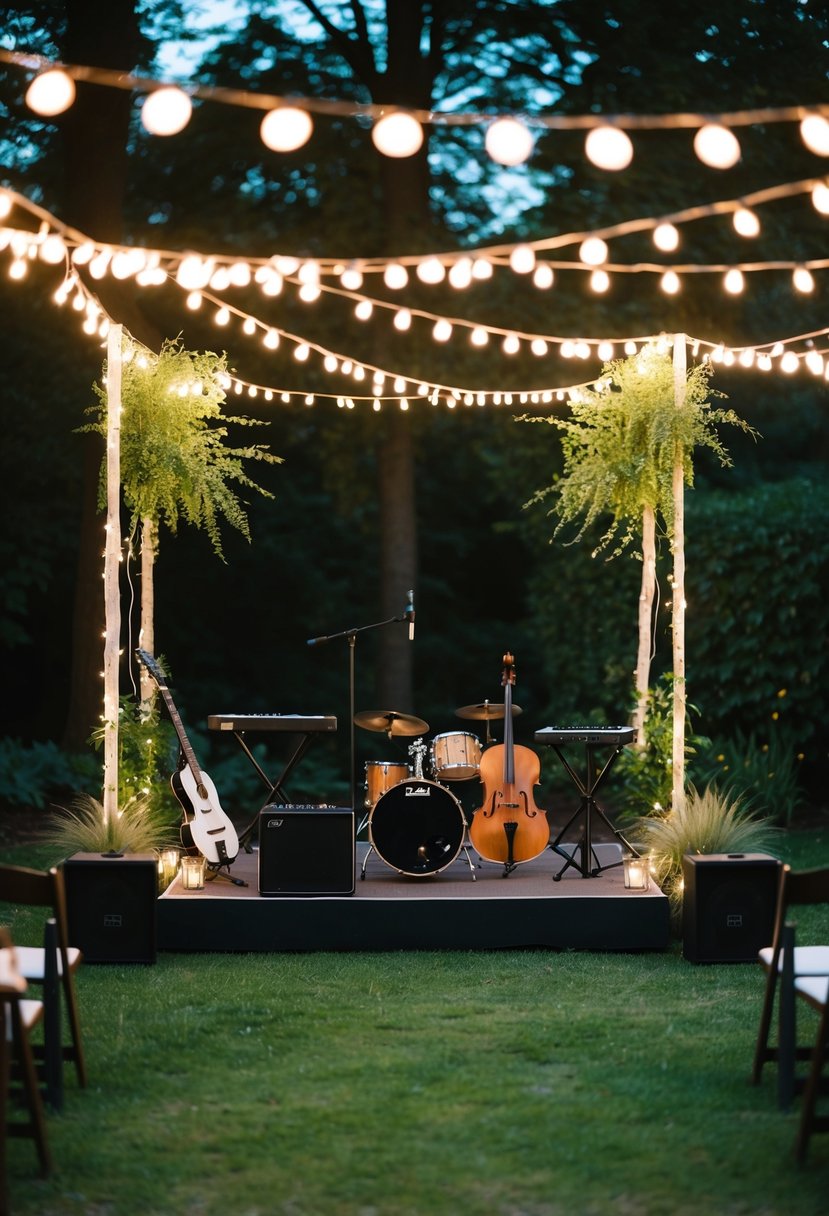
(590, 269, 610, 293)
(811, 182, 829, 214)
(484, 117, 534, 166)
(433, 319, 452, 342)
(724, 268, 745, 294)
(141, 87, 192, 136)
(579, 237, 608, 266)
(653, 223, 680, 252)
(470, 327, 488, 346)
(693, 124, 741, 169)
(25, 69, 76, 116)
(793, 267, 815, 293)
(780, 350, 799, 374)
(509, 245, 536, 274)
(800, 114, 829, 157)
(393, 309, 412, 331)
(260, 107, 313, 152)
(417, 257, 445, 284)
(372, 112, 424, 158)
(532, 263, 554, 289)
(502, 334, 520, 355)
(383, 263, 409, 290)
(732, 207, 760, 237)
(585, 126, 633, 171)
(448, 258, 473, 289)
(660, 270, 680, 294)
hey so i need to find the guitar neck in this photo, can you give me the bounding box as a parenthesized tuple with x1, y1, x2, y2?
(158, 686, 202, 783)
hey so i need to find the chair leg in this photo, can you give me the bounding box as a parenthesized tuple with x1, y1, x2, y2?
(751, 965, 778, 1085)
(8, 1002, 52, 1177)
(42, 921, 63, 1111)
(0, 1013, 9, 1216)
(778, 925, 796, 1110)
(795, 1000, 829, 1165)
(62, 973, 87, 1088)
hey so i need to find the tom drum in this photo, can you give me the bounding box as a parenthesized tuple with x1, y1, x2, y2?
(364, 760, 410, 808)
(430, 731, 482, 781)
(368, 779, 466, 876)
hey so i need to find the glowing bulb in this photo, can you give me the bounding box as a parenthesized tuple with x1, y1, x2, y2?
(502, 334, 520, 355)
(354, 299, 373, 320)
(780, 350, 799, 374)
(417, 257, 445, 284)
(585, 126, 633, 171)
(260, 107, 313, 152)
(340, 266, 363, 290)
(0, 192, 12, 220)
(383, 263, 409, 290)
(509, 245, 536, 274)
(141, 87, 192, 136)
(177, 255, 213, 290)
(660, 270, 681, 294)
(298, 282, 321, 302)
(472, 258, 493, 280)
(263, 329, 280, 349)
(653, 223, 680, 252)
(9, 258, 27, 280)
(724, 268, 744, 294)
(484, 117, 534, 166)
(532, 263, 554, 289)
(294, 344, 310, 361)
(215, 307, 230, 326)
(25, 69, 76, 116)
(579, 237, 608, 266)
(590, 269, 610, 293)
(371, 112, 424, 158)
(39, 234, 67, 264)
(394, 309, 412, 331)
(597, 342, 614, 362)
(811, 182, 829, 215)
(793, 267, 815, 293)
(732, 207, 760, 237)
(693, 124, 740, 169)
(448, 258, 473, 289)
(243, 317, 256, 335)
(433, 319, 452, 342)
(800, 115, 829, 157)
(530, 338, 549, 356)
(470, 326, 489, 346)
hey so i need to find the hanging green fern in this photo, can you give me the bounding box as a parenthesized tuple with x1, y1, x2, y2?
(523, 344, 753, 555)
(81, 336, 283, 560)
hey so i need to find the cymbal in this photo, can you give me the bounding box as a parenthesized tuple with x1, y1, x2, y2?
(354, 709, 429, 736)
(455, 700, 523, 721)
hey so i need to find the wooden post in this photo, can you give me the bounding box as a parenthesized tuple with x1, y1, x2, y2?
(671, 333, 687, 816)
(138, 515, 157, 711)
(102, 324, 123, 826)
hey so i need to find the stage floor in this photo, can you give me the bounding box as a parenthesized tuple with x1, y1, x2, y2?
(158, 841, 671, 953)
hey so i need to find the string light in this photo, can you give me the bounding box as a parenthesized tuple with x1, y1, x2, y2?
(140, 86, 192, 136)
(693, 123, 741, 169)
(484, 117, 535, 166)
(585, 126, 634, 171)
(371, 112, 424, 158)
(260, 107, 313, 152)
(25, 68, 75, 116)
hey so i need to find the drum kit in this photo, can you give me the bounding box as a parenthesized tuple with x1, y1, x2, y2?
(355, 698, 522, 880)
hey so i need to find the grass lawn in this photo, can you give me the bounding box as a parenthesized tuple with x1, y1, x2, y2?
(3, 824, 829, 1215)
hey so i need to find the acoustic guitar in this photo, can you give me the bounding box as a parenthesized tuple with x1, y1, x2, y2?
(136, 649, 239, 866)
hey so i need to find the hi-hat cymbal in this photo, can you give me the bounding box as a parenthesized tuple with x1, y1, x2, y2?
(455, 700, 523, 721)
(354, 709, 429, 736)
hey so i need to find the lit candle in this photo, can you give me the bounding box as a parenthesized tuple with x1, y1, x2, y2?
(623, 854, 649, 890)
(181, 855, 206, 891)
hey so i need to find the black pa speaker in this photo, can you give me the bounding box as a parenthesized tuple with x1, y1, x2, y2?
(258, 806, 355, 896)
(63, 852, 157, 963)
(682, 853, 780, 963)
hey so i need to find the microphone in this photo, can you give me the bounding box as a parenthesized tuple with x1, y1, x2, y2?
(306, 635, 329, 647)
(406, 589, 415, 641)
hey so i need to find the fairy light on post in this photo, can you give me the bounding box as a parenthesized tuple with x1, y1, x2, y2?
(102, 324, 124, 828)
(671, 333, 687, 818)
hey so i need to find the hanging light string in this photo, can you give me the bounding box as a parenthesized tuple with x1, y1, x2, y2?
(6, 46, 829, 170)
(4, 188, 829, 402)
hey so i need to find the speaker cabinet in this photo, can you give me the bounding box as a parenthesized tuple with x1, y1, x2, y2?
(63, 853, 157, 963)
(682, 853, 780, 963)
(258, 806, 355, 896)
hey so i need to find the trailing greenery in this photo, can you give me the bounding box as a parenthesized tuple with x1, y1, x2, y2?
(89, 695, 181, 824)
(638, 782, 781, 913)
(41, 791, 177, 858)
(82, 336, 282, 559)
(522, 347, 752, 557)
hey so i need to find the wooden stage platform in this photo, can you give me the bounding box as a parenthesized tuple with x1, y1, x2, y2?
(158, 841, 670, 954)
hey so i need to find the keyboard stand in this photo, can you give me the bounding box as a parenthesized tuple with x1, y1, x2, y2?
(544, 737, 639, 880)
(208, 715, 337, 852)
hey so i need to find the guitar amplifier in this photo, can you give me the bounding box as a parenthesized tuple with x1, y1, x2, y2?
(258, 806, 355, 896)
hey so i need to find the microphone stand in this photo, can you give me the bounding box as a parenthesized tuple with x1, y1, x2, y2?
(307, 611, 407, 823)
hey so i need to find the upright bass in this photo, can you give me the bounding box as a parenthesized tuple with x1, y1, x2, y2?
(469, 652, 549, 875)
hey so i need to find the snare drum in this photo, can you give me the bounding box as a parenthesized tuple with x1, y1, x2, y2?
(430, 731, 482, 781)
(364, 760, 410, 808)
(368, 779, 466, 876)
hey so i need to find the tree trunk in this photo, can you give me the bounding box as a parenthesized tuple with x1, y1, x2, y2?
(102, 325, 123, 822)
(632, 503, 657, 747)
(59, 0, 158, 751)
(375, 410, 418, 709)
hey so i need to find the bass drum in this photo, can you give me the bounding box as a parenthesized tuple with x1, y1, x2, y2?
(368, 779, 466, 876)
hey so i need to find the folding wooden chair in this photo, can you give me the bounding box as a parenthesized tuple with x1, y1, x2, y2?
(1, 927, 53, 1184)
(793, 970, 829, 1163)
(750, 863, 829, 1108)
(0, 864, 87, 1098)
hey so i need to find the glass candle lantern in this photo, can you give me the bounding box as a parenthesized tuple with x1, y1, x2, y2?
(180, 854, 206, 891)
(623, 853, 649, 890)
(159, 847, 181, 887)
